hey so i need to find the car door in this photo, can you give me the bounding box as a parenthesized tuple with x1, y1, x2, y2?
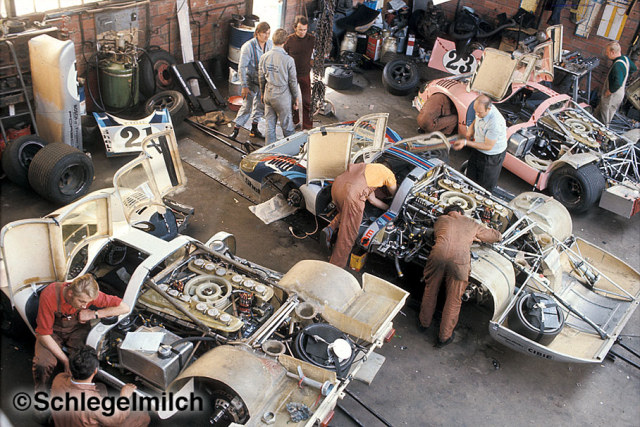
(1, 219, 59, 299)
(113, 128, 187, 223)
(469, 48, 537, 101)
(1, 193, 111, 298)
(351, 113, 390, 163)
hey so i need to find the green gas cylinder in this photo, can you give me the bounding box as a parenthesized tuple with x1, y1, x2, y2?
(98, 59, 139, 109)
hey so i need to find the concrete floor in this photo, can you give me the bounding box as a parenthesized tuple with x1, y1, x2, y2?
(1, 66, 639, 426)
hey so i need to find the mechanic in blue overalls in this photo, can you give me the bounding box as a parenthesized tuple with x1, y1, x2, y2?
(229, 22, 273, 141)
(259, 28, 300, 144)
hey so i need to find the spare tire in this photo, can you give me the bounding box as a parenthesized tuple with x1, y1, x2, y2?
(382, 58, 419, 96)
(1, 135, 49, 187)
(326, 66, 353, 90)
(28, 143, 94, 205)
(144, 90, 190, 123)
(139, 47, 177, 98)
(508, 292, 564, 346)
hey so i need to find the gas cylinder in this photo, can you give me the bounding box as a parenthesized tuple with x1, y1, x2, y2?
(98, 59, 139, 109)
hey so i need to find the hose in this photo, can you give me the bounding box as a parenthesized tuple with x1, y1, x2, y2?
(394, 253, 404, 278)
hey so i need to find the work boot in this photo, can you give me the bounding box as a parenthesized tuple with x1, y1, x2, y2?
(435, 331, 455, 348)
(249, 122, 264, 139)
(228, 126, 240, 140)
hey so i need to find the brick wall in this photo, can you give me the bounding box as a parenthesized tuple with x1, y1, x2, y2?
(437, 1, 640, 89)
(3, 0, 309, 78)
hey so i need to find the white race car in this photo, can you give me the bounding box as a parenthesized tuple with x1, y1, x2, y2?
(0, 129, 408, 426)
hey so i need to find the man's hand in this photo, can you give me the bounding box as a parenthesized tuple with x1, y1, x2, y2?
(452, 138, 466, 151)
(120, 384, 137, 398)
(293, 98, 299, 110)
(241, 87, 250, 99)
(78, 309, 95, 323)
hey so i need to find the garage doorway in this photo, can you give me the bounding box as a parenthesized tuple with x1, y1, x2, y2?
(252, 0, 285, 31)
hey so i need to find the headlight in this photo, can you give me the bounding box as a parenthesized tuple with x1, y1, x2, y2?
(240, 152, 271, 173)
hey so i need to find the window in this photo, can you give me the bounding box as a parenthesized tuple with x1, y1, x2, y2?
(10, 0, 100, 17)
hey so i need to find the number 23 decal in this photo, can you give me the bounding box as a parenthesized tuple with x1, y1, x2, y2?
(443, 50, 477, 75)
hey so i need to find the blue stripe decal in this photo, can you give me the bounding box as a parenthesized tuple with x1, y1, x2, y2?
(282, 171, 307, 180)
(387, 147, 435, 169)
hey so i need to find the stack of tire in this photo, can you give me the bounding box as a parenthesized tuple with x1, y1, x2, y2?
(2, 135, 94, 205)
(138, 47, 189, 124)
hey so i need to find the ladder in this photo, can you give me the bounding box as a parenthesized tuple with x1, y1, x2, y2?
(0, 39, 38, 144)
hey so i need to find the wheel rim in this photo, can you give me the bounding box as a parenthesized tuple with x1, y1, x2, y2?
(390, 63, 412, 84)
(154, 61, 173, 86)
(556, 175, 584, 206)
(58, 163, 87, 196)
(18, 141, 44, 168)
(153, 94, 176, 110)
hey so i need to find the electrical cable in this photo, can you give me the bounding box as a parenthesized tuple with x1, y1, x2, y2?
(288, 212, 319, 239)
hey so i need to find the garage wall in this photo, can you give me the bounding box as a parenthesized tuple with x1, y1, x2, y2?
(436, 1, 640, 89)
(1, 0, 309, 80)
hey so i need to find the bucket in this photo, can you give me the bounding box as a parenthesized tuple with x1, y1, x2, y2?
(228, 68, 242, 97)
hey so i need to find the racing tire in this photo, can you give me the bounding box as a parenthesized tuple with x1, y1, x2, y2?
(382, 58, 419, 96)
(28, 143, 94, 205)
(549, 163, 605, 213)
(1, 135, 49, 187)
(139, 47, 177, 98)
(326, 66, 353, 90)
(144, 90, 190, 123)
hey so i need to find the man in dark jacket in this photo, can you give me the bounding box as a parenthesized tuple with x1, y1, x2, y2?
(284, 16, 316, 130)
(419, 205, 501, 347)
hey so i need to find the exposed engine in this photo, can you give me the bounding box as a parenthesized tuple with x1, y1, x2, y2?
(365, 165, 512, 287)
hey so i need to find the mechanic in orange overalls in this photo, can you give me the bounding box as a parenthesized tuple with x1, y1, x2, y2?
(32, 274, 129, 392)
(417, 92, 458, 135)
(419, 205, 501, 347)
(322, 163, 397, 268)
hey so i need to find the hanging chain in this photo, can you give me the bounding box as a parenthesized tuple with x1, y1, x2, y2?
(311, 0, 335, 115)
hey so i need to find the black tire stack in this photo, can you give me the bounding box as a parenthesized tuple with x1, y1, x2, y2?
(2, 135, 94, 205)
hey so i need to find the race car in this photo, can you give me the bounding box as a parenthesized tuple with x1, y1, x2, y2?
(414, 43, 640, 217)
(239, 113, 449, 214)
(250, 121, 639, 363)
(0, 129, 408, 426)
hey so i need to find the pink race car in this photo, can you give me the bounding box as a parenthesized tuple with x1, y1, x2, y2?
(414, 42, 640, 218)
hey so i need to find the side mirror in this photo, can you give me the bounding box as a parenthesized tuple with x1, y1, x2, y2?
(205, 231, 236, 256)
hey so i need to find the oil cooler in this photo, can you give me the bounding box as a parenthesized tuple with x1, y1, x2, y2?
(118, 326, 193, 390)
(507, 129, 537, 157)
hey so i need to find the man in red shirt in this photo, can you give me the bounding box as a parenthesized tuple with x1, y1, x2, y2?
(33, 274, 129, 392)
(51, 346, 149, 427)
(284, 16, 316, 130)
